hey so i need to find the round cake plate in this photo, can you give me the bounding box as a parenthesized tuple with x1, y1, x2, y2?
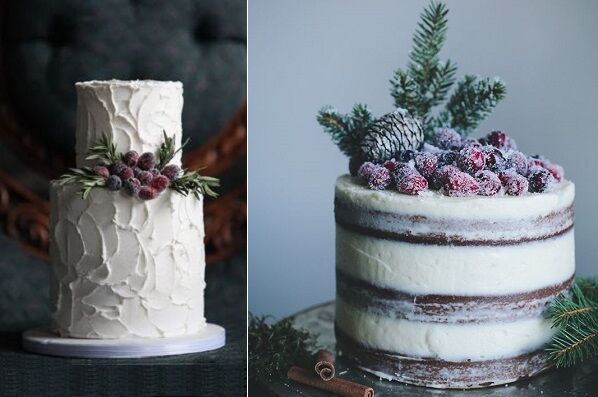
(22, 323, 225, 358)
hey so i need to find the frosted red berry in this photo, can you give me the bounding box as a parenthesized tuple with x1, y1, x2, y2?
(438, 151, 458, 167)
(106, 175, 122, 191)
(544, 162, 564, 182)
(528, 168, 555, 193)
(481, 146, 506, 172)
(123, 178, 141, 196)
(368, 166, 391, 190)
(397, 172, 428, 195)
(475, 170, 501, 196)
(435, 128, 461, 150)
(161, 164, 181, 181)
(414, 152, 438, 178)
(444, 171, 479, 197)
(93, 165, 110, 179)
(487, 130, 507, 148)
(462, 137, 482, 148)
(110, 161, 127, 176)
(137, 170, 154, 186)
(429, 165, 460, 190)
(123, 150, 139, 167)
(457, 147, 486, 174)
(138, 186, 158, 200)
(357, 162, 377, 180)
(151, 175, 170, 192)
(133, 166, 142, 177)
(506, 151, 529, 176)
(383, 159, 400, 172)
(503, 173, 528, 196)
(137, 152, 156, 170)
(119, 167, 134, 180)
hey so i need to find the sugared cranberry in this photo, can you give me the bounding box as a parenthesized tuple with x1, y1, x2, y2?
(138, 186, 158, 200)
(481, 145, 506, 172)
(383, 159, 400, 172)
(106, 175, 122, 191)
(149, 168, 160, 177)
(137, 152, 156, 170)
(119, 167, 134, 180)
(393, 162, 415, 181)
(93, 165, 110, 179)
(429, 165, 460, 190)
(150, 175, 170, 192)
(437, 151, 458, 166)
(110, 161, 127, 176)
(161, 164, 182, 181)
(528, 155, 545, 169)
(528, 168, 555, 193)
(475, 170, 501, 196)
(544, 162, 564, 182)
(435, 128, 461, 150)
(137, 170, 154, 186)
(397, 172, 428, 195)
(457, 147, 486, 174)
(506, 151, 529, 176)
(461, 137, 482, 148)
(503, 173, 528, 196)
(444, 171, 479, 197)
(123, 178, 141, 196)
(357, 162, 377, 180)
(133, 166, 142, 177)
(487, 130, 507, 148)
(368, 166, 391, 190)
(414, 152, 438, 178)
(398, 150, 417, 162)
(123, 150, 139, 167)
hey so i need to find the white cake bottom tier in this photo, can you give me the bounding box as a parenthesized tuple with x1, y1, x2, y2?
(49, 183, 207, 339)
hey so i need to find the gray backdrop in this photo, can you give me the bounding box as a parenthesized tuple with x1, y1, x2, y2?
(248, 0, 598, 317)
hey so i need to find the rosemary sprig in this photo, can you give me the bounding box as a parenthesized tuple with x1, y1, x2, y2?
(157, 131, 189, 169)
(56, 167, 106, 199)
(85, 133, 121, 164)
(169, 170, 220, 199)
(249, 313, 314, 382)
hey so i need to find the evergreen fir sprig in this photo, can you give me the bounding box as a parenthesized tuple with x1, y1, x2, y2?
(317, 104, 374, 159)
(157, 131, 189, 169)
(169, 170, 220, 199)
(56, 167, 106, 199)
(249, 313, 314, 382)
(547, 278, 598, 368)
(85, 134, 121, 164)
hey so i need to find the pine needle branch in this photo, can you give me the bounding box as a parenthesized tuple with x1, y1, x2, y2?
(85, 134, 121, 164)
(317, 104, 374, 158)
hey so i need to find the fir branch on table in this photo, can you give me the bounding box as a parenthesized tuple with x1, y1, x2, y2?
(547, 278, 598, 368)
(249, 313, 314, 382)
(85, 134, 121, 164)
(169, 170, 220, 199)
(157, 131, 189, 169)
(55, 167, 106, 199)
(317, 104, 374, 159)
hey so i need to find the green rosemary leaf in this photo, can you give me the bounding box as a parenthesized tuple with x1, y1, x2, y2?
(157, 131, 190, 169)
(169, 170, 220, 198)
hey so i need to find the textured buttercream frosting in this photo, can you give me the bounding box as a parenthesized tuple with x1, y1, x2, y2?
(334, 175, 576, 388)
(75, 80, 183, 168)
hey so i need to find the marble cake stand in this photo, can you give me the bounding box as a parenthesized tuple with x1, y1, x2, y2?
(22, 323, 225, 358)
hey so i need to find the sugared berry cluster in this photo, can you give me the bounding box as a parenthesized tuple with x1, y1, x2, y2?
(93, 151, 181, 201)
(356, 129, 563, 197)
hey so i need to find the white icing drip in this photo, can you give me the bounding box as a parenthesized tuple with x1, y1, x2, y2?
(75, 80, 183, 168)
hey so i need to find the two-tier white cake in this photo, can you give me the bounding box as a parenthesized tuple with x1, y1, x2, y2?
(48, 80, 207, 339)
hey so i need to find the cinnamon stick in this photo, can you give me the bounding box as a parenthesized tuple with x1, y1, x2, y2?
(288, 366, 374, 397)
(314, 349, 335, 381)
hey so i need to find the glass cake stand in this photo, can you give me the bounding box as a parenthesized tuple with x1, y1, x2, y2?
(255, 302, 598, 397)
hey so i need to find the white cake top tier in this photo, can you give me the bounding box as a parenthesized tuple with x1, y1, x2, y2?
(75, 80, 184, 168)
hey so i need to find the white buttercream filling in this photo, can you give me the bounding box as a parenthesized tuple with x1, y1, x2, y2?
(335, 175, 575, 221)
(49, 182, 206, 339)
(336, 226, 575, 295)
(336, 299, 554, 361)
(75, 80, 183, 168)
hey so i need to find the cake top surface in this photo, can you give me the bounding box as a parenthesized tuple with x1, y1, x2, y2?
(76, 79, 182, 89)
(336, 174, 574, 220)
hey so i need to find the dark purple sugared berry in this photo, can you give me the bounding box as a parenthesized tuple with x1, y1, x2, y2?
(123, 150, 139, 167)
(461, 137, 482, 149)
(487, 130, 507, 148)
(161, 164, 181, 181)
(137, 152, 156, 170)
(137, 170, 154, 186)
(503, 173, 528, 196)
(445, 171, 479, 197)
(435, 128, 461, 150)
(481, 145, 506, 172)
(397, 172, 428, 195)
(357, 162, 377, 180)
(383, 159, 400, 172)
(106, 175, 122, 191)
(414, 152, 438, 178)
(133, 166, 142, 177)
(93, 165, 110, 179)
(368, 166, 391, 190)
(506, 151, 529, 176)
(475, 170, 501, 196)
(138, 186, 159, 200)
(110, 161, 127, 176)
(528, 168, 555, 193)
(149, 168, 160, 177)
(119, 167, 134, 180)
(398, 150, 417, 163)
(429, 165, 460, 190)
(123, 178, 141, 196)
(544, 162, 564, 182)
(151, 175, 170, 192)
(437, 150, 458, 166)
(457, 147, 486, 174)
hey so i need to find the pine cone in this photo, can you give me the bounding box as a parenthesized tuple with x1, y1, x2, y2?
(360, 108, 424, 163)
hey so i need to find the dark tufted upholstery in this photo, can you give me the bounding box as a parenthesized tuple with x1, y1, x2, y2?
(2, 0, 246, 161)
